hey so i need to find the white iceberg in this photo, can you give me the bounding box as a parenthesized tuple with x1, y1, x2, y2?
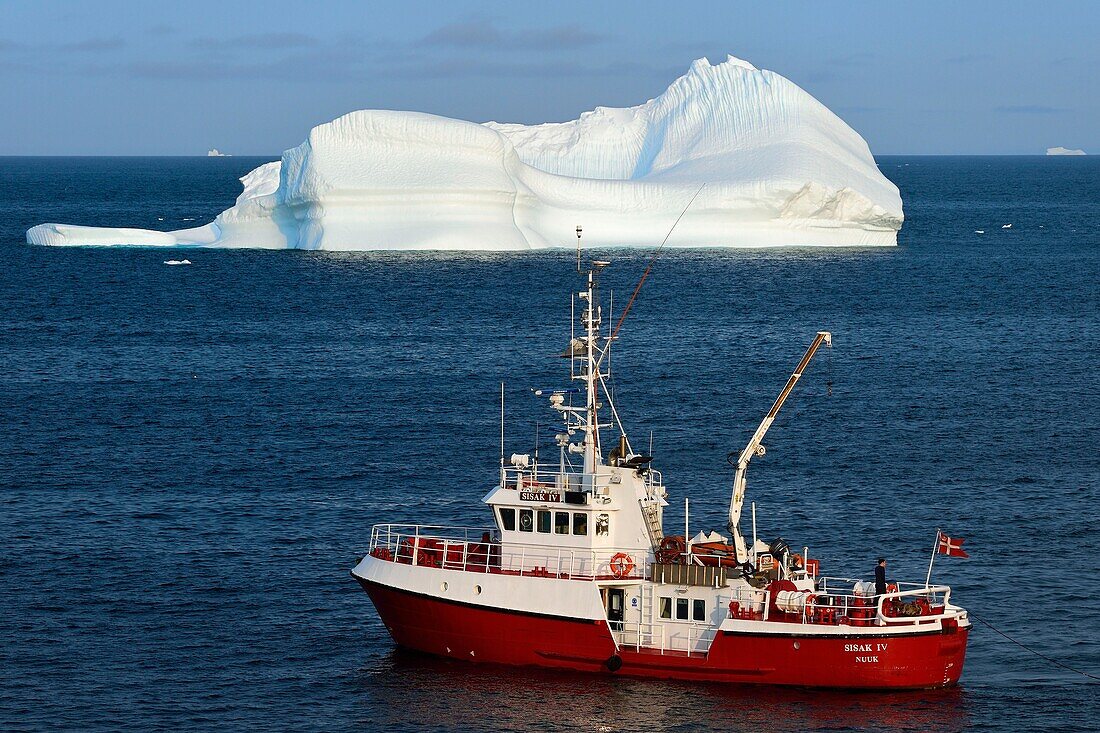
(1046, 146, 1086, 156)
(27, 56, 903, 250)
(207, 148, 230, 157)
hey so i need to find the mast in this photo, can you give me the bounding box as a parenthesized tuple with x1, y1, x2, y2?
(580, 261, 608, 476)
(728, 331, 832, 562)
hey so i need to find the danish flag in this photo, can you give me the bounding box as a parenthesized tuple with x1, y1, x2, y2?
(937, 532, 969, 558)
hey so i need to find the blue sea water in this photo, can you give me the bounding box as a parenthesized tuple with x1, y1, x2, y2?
(1, 156, 1098, 732)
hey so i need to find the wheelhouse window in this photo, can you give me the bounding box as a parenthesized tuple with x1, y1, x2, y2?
(676, 598, 689, 620)
(499, 507, 516, 531)
(572, 512, 587, 536)
(537, 510, 551, 534)
(519, 508, 533, 532)
(693, 599, 706, 622)
(554, 511, 570, 534)
(659, 597, 672, 619)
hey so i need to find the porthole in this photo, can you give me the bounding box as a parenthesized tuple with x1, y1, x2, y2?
(441, 582, 448, 592)
(474, 584, 482, 595)
(793, 641, 801, 650)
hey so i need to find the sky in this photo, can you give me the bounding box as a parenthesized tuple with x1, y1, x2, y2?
(0, 0, 1096, 155)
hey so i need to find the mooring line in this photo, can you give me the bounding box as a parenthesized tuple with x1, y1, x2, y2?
(970, 613, 1099, 682)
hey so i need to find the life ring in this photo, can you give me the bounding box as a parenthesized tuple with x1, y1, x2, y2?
(886, 583, 898, 594)
(655, 535, 686, 564)
(609, 553, 635, 578)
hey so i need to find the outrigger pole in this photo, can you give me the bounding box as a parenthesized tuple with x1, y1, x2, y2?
(727, 331, 832, 563)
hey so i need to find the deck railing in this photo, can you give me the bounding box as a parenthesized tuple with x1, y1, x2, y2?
(368, 523, 651, 582)
(615, 619, 716, 655)
(499, 467, 665, 495)
(728, 576, 957, 628)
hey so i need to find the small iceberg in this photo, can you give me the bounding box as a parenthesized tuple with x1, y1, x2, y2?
(163, 259, 191, 266)
(1002, 224, 1013, 229)
(1046, 147, 1086, 156)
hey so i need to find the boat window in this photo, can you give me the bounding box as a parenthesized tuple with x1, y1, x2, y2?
(499, 508, 516, 531)
(676, 598, 689, 620)
(554, 511, 570, 534)
(596, 513, 609, 536)
(537, 510, 551, 533)
(572, 512, 587, 536)
(519, 509, 534, 532)
(693, 599, 705, 621)
(659, 597, 672, 619)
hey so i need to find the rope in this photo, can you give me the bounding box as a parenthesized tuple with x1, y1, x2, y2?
(970, 612, 1100, 682)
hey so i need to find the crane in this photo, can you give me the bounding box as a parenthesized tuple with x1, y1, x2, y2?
(727, 331, 832, 563)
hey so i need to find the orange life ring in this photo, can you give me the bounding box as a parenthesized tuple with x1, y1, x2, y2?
(609, 553, 635, 579)
(886, 583, 898, 593)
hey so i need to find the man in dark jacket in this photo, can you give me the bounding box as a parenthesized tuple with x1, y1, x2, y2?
(874, 558, 888, 597)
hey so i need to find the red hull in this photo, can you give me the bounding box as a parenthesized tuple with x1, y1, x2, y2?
(359, 578, 969, 689)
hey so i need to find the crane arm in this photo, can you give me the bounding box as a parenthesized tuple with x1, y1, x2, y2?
(728, 331, 832, 563)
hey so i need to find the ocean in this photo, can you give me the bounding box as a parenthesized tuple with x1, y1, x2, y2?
(1, 156, 1097, 731)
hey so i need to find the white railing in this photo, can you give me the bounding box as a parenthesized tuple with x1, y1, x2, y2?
(502, 468, 583, 493)
(368, 523, 652, 581)
(501, 467, 665, 496)
(727, 577, 957, 628)
(615, 620, 716, 655)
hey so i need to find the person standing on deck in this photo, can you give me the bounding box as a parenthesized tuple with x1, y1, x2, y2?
(874, 558, 888, 598)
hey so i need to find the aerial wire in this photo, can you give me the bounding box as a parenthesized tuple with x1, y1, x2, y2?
(610, 183, 706, 342)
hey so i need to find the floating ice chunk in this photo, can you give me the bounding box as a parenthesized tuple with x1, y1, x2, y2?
(164, 259, 191, 265)
(1002, 224, 1012, 229)
(28, 56, 904, 250)
(26, 223, 218, 247)
(1046, 147, 1086, 156)
(975, 230, 985, 234)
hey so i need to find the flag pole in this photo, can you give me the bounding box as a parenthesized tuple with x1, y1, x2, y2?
(925, 528, 940, 589)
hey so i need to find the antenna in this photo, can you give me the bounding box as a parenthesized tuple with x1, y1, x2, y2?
(575, 225, 582, 273)
(499, 382, 505, 486)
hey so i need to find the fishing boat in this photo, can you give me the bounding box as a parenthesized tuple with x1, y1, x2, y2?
(351, 259, 970, 688)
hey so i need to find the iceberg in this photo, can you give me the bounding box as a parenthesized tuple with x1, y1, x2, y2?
(27, 56, 903, 250)
(1046, 147, 1086, 156)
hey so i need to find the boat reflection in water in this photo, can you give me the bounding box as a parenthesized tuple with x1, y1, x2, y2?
(357, 647, 971, 731)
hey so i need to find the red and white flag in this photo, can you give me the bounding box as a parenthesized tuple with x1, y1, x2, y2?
(937, 532, 969, 558)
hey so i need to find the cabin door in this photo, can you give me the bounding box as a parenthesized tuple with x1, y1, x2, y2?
(607, 588, 625, 631)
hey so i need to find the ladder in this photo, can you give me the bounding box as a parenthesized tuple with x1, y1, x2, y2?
(639, 499, 664, 550)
